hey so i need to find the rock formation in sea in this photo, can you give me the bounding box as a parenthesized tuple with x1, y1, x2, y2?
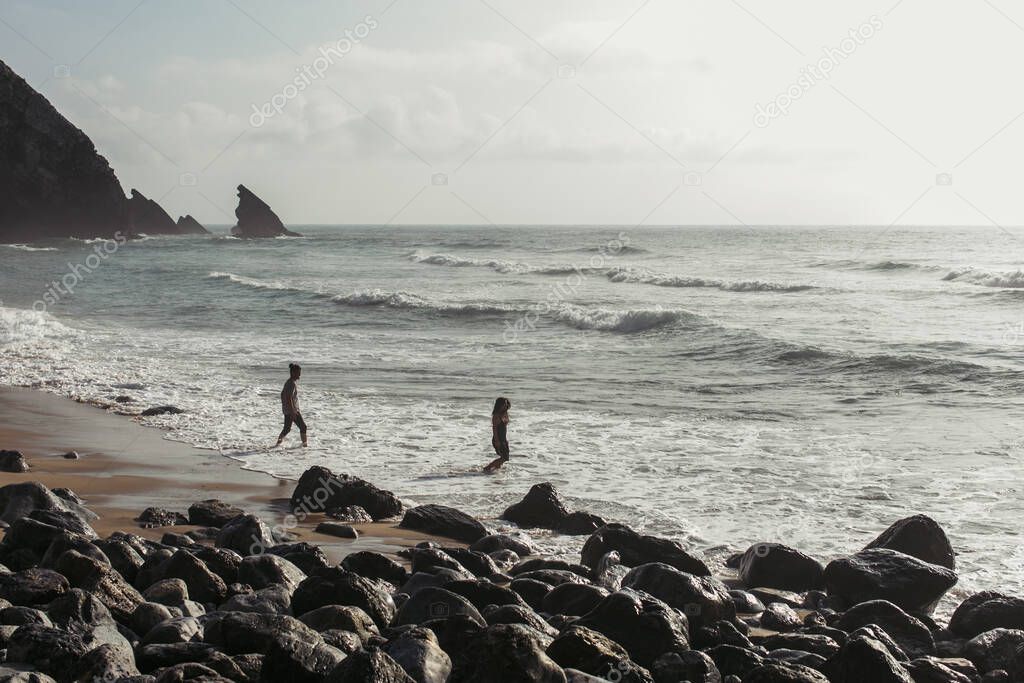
(0, 58, 128, 241)
(230, 185, 301, 238)
(174, 214, 207, 235)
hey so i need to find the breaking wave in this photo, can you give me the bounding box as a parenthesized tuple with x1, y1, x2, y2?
(606, 267, 816, 292)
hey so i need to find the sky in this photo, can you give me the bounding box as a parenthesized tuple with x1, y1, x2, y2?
(2, 0, 1023, 227)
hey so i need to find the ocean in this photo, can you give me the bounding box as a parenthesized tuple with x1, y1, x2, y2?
(2, 224, 1023, 612)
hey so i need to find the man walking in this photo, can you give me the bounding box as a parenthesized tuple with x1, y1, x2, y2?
(275, 363, 308, 447)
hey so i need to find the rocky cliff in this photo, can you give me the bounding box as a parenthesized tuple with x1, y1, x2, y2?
(0, 58, 128, 241)
(175, 214, 207, 235)
(230, 184, 300, 238)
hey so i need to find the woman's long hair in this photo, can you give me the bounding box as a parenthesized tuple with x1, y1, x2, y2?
(492, 397, 510, 415)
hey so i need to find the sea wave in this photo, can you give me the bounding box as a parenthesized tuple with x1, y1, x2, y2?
(1, 244, 58, 252)
(207, 271, 299, 291)
(607, 267, 816, 292)
(408, 251, 599, 276)
(942, 268, 1024, 288)
(549, 305, 690, 333)
(331, 289, 514, 316)
(810, 258, 945, 272)
(0, 306, 75, 345)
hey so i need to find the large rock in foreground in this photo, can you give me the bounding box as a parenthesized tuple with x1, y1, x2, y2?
(0, 58, 128, 241)
(400, 505, 488, 543)
(501, 483, 606, 536)
(290, 467, 402, 521)
(230, 184, 300, 238)
(864, 514, 956, 570)
(581, 524, 709, 577)
(824, 548, 957, 614)
(738, 543, 825, 592)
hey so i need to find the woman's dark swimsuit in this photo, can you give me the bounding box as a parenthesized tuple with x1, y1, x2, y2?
(492, 417, 509, 461)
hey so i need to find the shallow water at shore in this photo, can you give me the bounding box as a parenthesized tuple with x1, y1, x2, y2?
(2, 225, 1024, 615)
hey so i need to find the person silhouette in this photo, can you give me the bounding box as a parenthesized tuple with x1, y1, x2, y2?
(274, 363, 307, 447)
(484, 397, 511, 472)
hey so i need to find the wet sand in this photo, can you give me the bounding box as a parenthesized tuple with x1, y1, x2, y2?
(0, 387, 446, 563)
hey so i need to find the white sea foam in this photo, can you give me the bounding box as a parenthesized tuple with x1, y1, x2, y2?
(549, 304, 689, 333)
(943, 267, 1024, 288)
(607, 267, 815, 292)
(0, 244, 58, 252)
(409, 251, 599, 276)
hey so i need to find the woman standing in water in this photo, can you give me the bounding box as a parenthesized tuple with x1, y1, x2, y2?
(484, 397, 511, 472)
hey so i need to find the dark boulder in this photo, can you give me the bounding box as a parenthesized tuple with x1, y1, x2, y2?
(581, 524, 710, 576)
(341, 550, 408, 587)
(543, 583, 608, 617)
(758, 632, 840, 659)
(205, 611, 317, 655)
(484, 604, 559, 637)
(0, 482, 95, 526)
(290, 467, 402, 520)
(704, 644, 765, 678)
(744, 662, 830, 682)
(53, 550, 144, 621)
(834, 599, 935, 659)
(230, 184, 301, 238)
(215, 514, 275, 556)
(760, 602, 803, 632)
(824, 549, 957, 614)
(949, 592, 1024, 639)
(501, 483, 569, 529)
(383, 626, 453, 683)
(325, 648, 414, 683)
(261, 632, 346, 683)
(558, 511, 608, 536)
(905, 657, 974, 683)
(399, 505, 488, 543)
(621, 562, 734, 631)
(395, 586, 485, 627)
(267, 542, 331, 575)
(510, 578, 552, 611)
(315, 522, 359, 539)
(470, 533, 538, 557)
(865, 515, 956, 570)
(0, 569, 68, 606)
(964, 627, 1024, 674)
(326, 504, 374, 522)
(5, 625, 88, 681)
(139, 405, 184, 417)
(134, 642, 217, 672)
(297, 604, 378, 642)
(136, 508, 188, 529)
(0, 451, 28, 473)
(821, 635, 915, 682)
(187, 500, 243, 528)
(650, 650, 721, 683)
(237, 554, 305, 592)
(573, 589, 689, 668)
(546, 625, 651, 683)
(159, 550, 228, 603)
(292, 568, 396, 628)
(445, 579, 528, 612)
(450, 623, 566, 683)
(738, 543, 825, 592)
(220, 584, 290, 615)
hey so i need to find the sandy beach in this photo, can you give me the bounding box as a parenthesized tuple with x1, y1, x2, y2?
(0, 386, 443, 562)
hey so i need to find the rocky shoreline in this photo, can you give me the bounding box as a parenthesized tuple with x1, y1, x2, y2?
(0, 458, 1016, 683)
